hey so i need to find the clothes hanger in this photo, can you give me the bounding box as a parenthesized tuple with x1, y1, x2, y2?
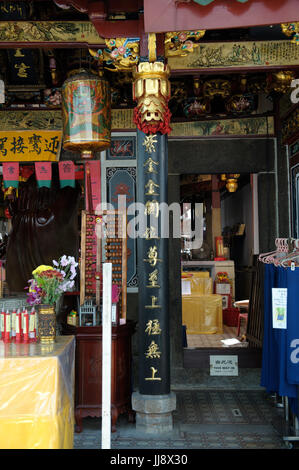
(279, 239, 299, 268)
(258, 238, 289, 264)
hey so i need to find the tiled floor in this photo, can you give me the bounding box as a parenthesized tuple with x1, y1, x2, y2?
(187, 323, 248, 348)
(73, 388, 290, 450)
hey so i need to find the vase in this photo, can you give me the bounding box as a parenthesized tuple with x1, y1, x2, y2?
(38, 304, 56, 343)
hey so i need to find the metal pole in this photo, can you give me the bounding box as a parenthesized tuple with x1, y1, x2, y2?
(101, 262, 112, 449)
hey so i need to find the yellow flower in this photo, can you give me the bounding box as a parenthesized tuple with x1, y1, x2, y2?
(32, 265, 54, 276)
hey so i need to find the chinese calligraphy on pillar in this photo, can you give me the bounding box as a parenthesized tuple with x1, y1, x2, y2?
(133, 60, 172, 395)
(137, 130, 170, 394)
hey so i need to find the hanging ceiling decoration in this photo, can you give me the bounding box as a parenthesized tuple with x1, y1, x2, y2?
(221, 174, 240, 193)
(61, 70, 111, 159)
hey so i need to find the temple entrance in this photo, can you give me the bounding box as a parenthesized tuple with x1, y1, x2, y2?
(167, 136, 276, 369)
(180, 172, 255, 350)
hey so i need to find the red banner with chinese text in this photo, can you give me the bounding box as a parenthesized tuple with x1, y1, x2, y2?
(35, 162, 52, 188)
(59, 161, 75, 188)
(2, 162, 19, 188)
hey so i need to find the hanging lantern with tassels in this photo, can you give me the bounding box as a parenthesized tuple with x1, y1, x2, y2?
(61, 70, 111, 159)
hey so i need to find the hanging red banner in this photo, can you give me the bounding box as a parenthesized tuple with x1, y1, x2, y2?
(85, 161, 101, 211)
(35, 162, 52, 188)
(2, 162, 19, 189)
(58, 161, 75, 188)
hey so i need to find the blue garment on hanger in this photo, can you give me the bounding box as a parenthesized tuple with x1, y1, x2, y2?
(275, 266, 297, 398)
(286, 267, 299, 385)
(286, 267, 299, 417)
(261, 264, 297, 398)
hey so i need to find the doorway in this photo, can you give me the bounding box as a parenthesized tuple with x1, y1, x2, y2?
(180, 172, 255, 350)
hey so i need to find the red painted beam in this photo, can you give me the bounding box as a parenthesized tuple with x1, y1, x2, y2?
(144, 0, 299, 33)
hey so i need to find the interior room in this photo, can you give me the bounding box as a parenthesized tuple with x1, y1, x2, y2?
(180, 172, 255, 349)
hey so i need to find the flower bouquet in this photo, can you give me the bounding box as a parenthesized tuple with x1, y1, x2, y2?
(26, 255, 78, 343)
(27, 255, 78, 306)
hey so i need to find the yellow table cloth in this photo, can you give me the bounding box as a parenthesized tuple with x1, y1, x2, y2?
(0, 335, 75, 449)
(182, 294, 223, 334)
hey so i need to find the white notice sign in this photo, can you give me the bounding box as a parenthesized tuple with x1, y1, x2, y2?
(272, 288, 287, 329)
(181, 280, 191, 295)
(210, 355, 238, 376)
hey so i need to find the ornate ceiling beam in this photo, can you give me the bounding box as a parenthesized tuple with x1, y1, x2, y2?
(0, 21, 105, 47)
(54, 0, 143, 38)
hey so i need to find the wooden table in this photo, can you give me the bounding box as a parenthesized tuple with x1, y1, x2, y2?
(62, 321, 136, 432)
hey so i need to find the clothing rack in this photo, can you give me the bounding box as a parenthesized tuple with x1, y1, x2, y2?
(259, 238, 299, 448)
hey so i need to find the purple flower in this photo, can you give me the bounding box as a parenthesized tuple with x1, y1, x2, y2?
(60, 255, 68, 267)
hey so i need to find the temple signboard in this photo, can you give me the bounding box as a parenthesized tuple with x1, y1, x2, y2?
(0, 130, 62, 161)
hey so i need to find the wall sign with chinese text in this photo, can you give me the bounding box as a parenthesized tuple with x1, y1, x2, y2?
(0, 130, 62, 161)
(210, 355, 238, 376)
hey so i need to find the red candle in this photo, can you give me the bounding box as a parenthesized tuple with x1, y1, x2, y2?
(11, 309, 16, 342)
(15, 309, 22, 343)
(23, 309, 29, 343)
(3, 310, 11, 343)
(0, 309, 5, 340)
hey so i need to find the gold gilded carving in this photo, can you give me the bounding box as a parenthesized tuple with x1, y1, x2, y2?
(0, 21, 104, 45)
(0, 109, 134, 132)
(168, 40, 299, 70)
(0, 110, 62, 131)
(145, 295, 161, 309)
(144, 246, 161, 267)
(133, 62, 171, 135)
(144, 200, 159, 218)
(144, 156, 159, 173)
(145, 367, 161, 381)
(148, 33, 157, 63)
(89, 38, 140, 71)
(14, 49, 24, 57)
(281, 23, 299, 44)
(268, 71, 296, 93)
(145, 179, 159, 196)
(15, 62, 30, 78)
(143, 135, 158, 154)
(203, 79, 231, 98)
(147, 269, 160, 288)
(145, 340, 161, 359)
(143, 226, 159, 239)
(145, 319, 162, 335)
(170, 116, 275, 138)
(165, 30, 205, 57)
